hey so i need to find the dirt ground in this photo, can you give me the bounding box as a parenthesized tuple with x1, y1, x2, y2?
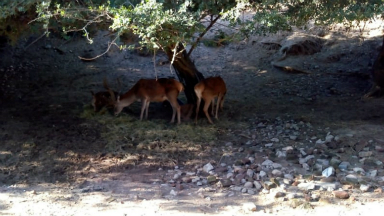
(1, 18, 384, 215)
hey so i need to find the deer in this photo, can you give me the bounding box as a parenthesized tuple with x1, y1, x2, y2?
(91, 78, 119, 112)
(194, 76, 227, 124)
(113, 78, 184, 124)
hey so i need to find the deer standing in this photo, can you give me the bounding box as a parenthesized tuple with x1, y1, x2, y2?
(113, 78, 183, 124)
(194, 76, 227, 124)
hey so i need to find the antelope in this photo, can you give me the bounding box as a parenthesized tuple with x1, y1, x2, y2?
(91, 78, 119, 112)
(194, 76, 227, 124)
(113, 78, 184, 124)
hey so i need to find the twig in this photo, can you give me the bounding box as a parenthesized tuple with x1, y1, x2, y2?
(24, 31, 48, 50)
(78, 34, 119, 61)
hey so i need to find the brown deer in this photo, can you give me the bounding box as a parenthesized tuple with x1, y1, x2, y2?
(91, 78, 119, 112)
(194, 76, 227, 124)
(113, 78, 184, 124)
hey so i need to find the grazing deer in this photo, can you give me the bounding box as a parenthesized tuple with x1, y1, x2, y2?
(194, 76, 227, 124)
(91, 78, 119, 112)
(113, 78, 184, 124)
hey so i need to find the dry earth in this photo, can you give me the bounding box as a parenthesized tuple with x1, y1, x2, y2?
(1, 19, 384, 216)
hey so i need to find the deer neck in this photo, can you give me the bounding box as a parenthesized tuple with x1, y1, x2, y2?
(118, 89, 139, 107)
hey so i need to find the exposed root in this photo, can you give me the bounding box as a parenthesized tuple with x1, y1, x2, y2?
(272, 62, 311, 74)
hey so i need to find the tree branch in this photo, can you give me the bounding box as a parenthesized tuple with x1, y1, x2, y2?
(186, 14, 221, 57)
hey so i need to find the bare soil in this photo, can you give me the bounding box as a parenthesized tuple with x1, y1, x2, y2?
(1, 20, 384, 215)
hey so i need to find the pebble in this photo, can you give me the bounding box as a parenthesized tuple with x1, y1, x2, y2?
(333, 190, 350, 199)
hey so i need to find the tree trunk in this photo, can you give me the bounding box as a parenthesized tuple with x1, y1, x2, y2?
(165, 43, 204, 104)
(373, 35, 384, 90)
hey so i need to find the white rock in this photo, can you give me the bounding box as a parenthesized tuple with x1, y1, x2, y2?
(302, 163, 310, 170)
(254, 181, 262, 190)
(271, 138, 279, 142)
(244, 182, 253, 188)
(246, 169, 254, 178)
(242, 202, 257, 212)
(265, 143, 274, 147)
(325, 134, 334, 143)
(272, 169, 282, 177)
(284, 174, 294, 179)
(360, 184, 370, 192)
(262, 160, 274, 166)
(322, 166, 335, 177)
(247, 189, 256, 195)
(353, 167, 365, 174)
(282, 146, 294, 151)
(170, 190, 178, 196)
(203, 163, 214, 173)
(272, 163, 282, 169)
(276, 150, 286, 158)
(368, 170, 377, 177)
(259, 171, 267, 178)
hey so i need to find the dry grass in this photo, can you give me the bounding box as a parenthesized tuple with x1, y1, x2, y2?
(79, 104, 247, 167)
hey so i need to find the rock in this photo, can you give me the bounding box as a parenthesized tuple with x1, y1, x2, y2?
(203, 163, 214, 173)
(244, 181, 253, 189)
(262, 159, 274, 167)
(274, 192, 286, 198)
(338, 161, 350, 170)
(359, 151, 373, 157)
(352, 167, 365, 174)
(259, 171, 267, 178)
(322, 166, 335, 177)
(220, 179, 232, 187)
(246, 169, 254, 178)
(264, 181, 276, 189)
(272, 169, 283, 177)
(170, 189, 178, 196)
(317, 159, 330, 167)
(242, 202, 257, 212)
(367, 170, 377, 177)
(330, 158, 341, 167)
(287, 193, 297, 199)
(247, 189, 256, 195)
(321, 176, 336, 182)
(333, 190, 350, 199)
(254, 181, 262, 190)
(345, 174, 359, 184)
(298, 182, 316, 190)
(360, 184, 370, 192)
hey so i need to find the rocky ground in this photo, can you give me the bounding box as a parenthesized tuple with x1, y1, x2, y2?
(1, 19, 384, 215)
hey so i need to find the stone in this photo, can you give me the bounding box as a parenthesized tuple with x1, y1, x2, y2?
(247, 189, 256, 195)
(259, 171, 267, 178)
(345, 174, 359, 184)
(242, 202, 257, 212)
(338, 161, 350, 170)
(264, 181, 276, 189)
(352, 167, 365, 174)
(246, 169, 254, 178)
(359, 151, 373, 157)
(262, 159, 274, 166)
(333, 191, 350, 199)
(203, 163, 214, 173)
(360, 184, 370, 192)
(274, 192, 286, 198)
(272, 169, 283, 177)
(322, 166, 335, 177)
(298, 182, 316, 190)
(220, 179, 232, 187)
(244, 181, 253, 189)
(254, 181, 262, 190)
(330, 158, 341, 167)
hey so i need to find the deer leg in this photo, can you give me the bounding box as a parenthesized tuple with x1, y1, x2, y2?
(203, 97, 214, 124)
(140, 99, 147, 120)
(145, 101, 151, 119)
(210, 98, 215, 116)
(195, 97, 202, 123)
(215, 95, 221, 119)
